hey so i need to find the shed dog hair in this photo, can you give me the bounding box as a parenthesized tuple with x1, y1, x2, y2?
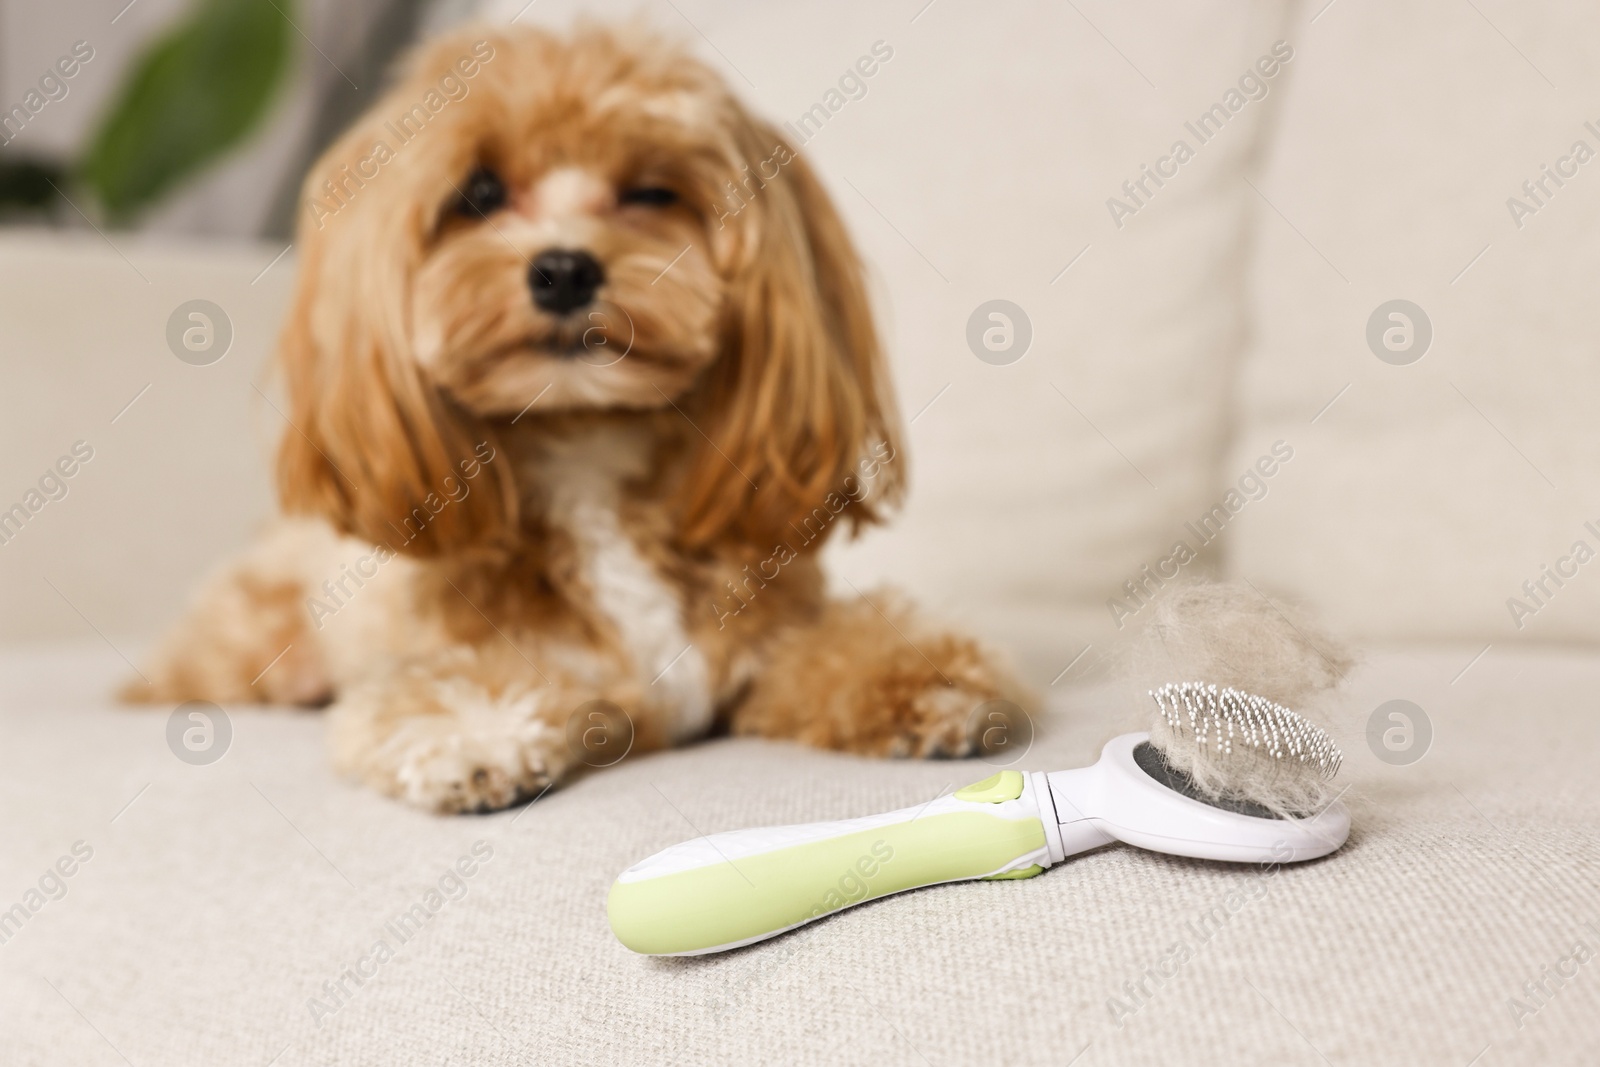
(126, 23, 1028, 812)
(1129, 580, 1355, 815)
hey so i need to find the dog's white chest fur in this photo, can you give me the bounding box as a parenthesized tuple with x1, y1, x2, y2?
(540, 431, 712, 740)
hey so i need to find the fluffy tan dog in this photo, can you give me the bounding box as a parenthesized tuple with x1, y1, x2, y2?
(127, 23, 1026, 812)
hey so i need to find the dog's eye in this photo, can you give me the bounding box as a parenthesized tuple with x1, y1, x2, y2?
(618, 186, 679, 207)
(456, 167, 507, 216)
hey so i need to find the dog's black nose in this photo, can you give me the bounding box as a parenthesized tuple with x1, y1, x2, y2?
(529, 249, 604, 315)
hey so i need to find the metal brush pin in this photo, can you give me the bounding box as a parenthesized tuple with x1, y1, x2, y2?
(1144, 682, 1343, 818)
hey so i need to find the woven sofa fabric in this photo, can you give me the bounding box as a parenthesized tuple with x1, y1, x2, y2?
(1, 642, 1595, 1066)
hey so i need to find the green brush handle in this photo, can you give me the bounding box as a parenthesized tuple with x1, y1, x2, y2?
(608, 771, 1051, 955)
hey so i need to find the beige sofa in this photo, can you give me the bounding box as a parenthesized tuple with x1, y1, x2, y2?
(3, 1, 1598, 1064)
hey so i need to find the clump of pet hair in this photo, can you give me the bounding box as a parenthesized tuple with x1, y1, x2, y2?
(1130, 581, 1355, 817)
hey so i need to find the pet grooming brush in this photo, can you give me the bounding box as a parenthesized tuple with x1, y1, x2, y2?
(607, 683, 1348, 956)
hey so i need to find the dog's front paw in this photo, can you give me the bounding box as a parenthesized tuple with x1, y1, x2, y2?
(846, 680, 964, 759)
(389, 715, 559, 813)
(733, 595, 1038, 762)
(827, 638, 1031, 760)
(871, 678, 1012, 760)
(329, 673, 567, 814)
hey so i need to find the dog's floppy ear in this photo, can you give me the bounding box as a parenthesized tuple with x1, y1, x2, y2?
(678, 119, 904, 549)
(275, 120, 517, 557)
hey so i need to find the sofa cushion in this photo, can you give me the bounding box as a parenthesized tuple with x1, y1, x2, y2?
(1225, 1, 1600, 646)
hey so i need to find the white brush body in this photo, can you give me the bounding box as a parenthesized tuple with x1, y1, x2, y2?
(1046, 733, 1349, 865)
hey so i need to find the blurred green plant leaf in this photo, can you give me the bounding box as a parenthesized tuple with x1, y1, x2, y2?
(81, 0, 292, 222)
